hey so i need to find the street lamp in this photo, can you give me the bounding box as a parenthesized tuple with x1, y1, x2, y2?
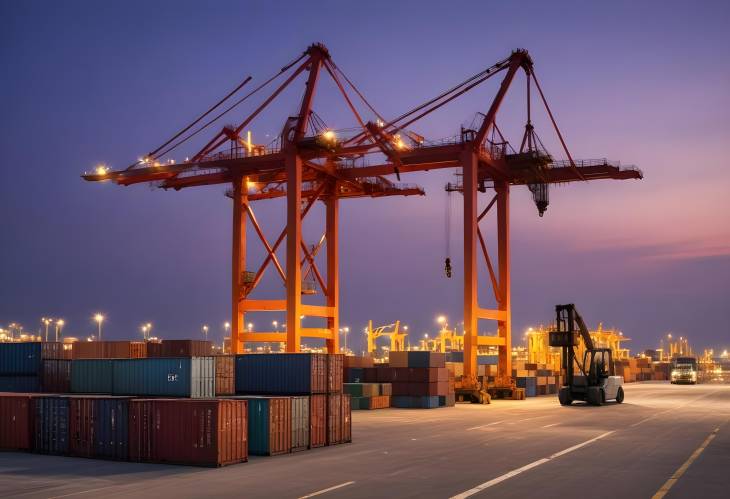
(55, 319, 64, 342)
(247, 322, 254, 332)
(94, 314, 104, 341)
(272, 320, 278, 332)
(41, 317, 52, 342)
(141, 323, 152, 340)
(340, 326, 350, 352)
(202, 325, 209, 341)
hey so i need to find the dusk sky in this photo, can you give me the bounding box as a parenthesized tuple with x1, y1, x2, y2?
(2, 1, 728, 354)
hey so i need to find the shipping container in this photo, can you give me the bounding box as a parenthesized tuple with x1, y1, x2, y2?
(214, 355, 235, 396)
(392, 395, 440, 409)
(0, 375, 40, 392)
(72, 341, 146, 359)
(154, 340, 213, 358)
(145, 341, 162, 357)
(42, 342, 72, 360)
(388, 351, 409, 368)
(0, 394, 34, 450)
(129, 399, 247, 466)
(327, 354, 343, 393)
(291, 396, 310, 452)
(327, 393, 343, 445)
(33, 396, 69, 454)
(407, 352, 446, 368)
(235, 353, 327, 395)
(112, 357, 214, 398)
(343, 394, 351, 443)
(309, 394, 327, 448)
(345, 367, 364, 383)
(242, 396, 291, 456)
(68, 396, 130, 460)
(0, 342, 42, 375)
(71, 359, 114, 393)
(41, 360, 71, 393)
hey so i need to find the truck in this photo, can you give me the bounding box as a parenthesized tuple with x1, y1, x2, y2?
(671, 356, 698, 384)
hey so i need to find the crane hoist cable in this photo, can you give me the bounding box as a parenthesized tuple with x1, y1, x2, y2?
(444, 189, 452, 278)
(147, 52, 308, 163)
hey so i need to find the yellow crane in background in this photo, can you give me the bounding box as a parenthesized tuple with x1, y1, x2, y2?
(366, 320, 408, 354)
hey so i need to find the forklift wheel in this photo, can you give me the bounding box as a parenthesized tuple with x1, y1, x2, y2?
(616, 386, 624, 404)
(558, 387, 572, 406)
(587, 387, 602, 406)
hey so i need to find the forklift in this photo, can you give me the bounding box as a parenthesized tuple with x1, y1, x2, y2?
(549, 304, 625, 406)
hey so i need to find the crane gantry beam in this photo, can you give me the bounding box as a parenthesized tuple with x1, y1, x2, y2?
(82, 43, 642, 389)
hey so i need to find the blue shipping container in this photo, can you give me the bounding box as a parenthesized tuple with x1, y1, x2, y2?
(407, 352, 445, 368)
(516, 377, 538, 397)
(235, 354, 327, 395)
(477, 355, 499, 366)
(71, 360, 114, 393)
(0, 342, 42, 375)
(0, 375, 40, 392)
(445, 351, 464, 362)
(112, 357, 214, 397)
(391, 395, 440, 409)
(34, 396, 69, 454)
(239, 396, 292, 455)
(346, 367, 364, 383)
(94, 398, 130, 459)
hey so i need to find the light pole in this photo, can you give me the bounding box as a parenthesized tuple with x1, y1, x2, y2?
(202, 325, 209, 342)
(247, 322, 254, 332)
(94, 314, 104, 341)
(224, 322, 230, 351)
(340, 327, 349, 352)
(272, 320, 278, 332)
(42, 318, 52, 342)
(55, 319, 64, 342)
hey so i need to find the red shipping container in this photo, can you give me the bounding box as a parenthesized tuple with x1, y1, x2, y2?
(392, 382, 410, 396)
(327, 354, 344, 393)
(129, 399, 247, 467)
(0, 394, 34, 450)
(407, 368, 438, 383)
(41, 360, 71, 393)
(310, 394, 327, 448)
(129, 342, 147, 358)
(343, 355, 374, 369)
(343, 394, 352, 443)
(215, 355, 235, 396)
(145, 341, 162, 357)
(326, 393, 343, 445)
(408, 382, 439, 397)
(42, 342, 72, 360)
(157, 340, 212, 358)
(72, 341, 105, 359)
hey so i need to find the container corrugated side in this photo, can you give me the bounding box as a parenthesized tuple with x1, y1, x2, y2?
(0, 343, 42, 375)
(0, 394, 34, 450)
(129, 399, 247, 466)
(71, 359, 113, 393)
(0, 375, 40, 392)
(291, 396, 309, 452)
(158, 340, 213, 358)
(33, 396, 69, 454)
(235, 353, 327, 394)
(112, 357, 213, 398)
(69, 396, 129, 460)
(327, 354, 344, 393)
(214, 355, 235, 395)
(242, 396, 291, 456)
(41, 360, 71, 393)
(327, 393, 343, 445)
(309, 394, 327, 448)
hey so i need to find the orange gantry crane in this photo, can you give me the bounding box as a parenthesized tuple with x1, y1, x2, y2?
(82, 43, 641, 390)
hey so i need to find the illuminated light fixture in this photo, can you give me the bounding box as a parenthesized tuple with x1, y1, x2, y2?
(392, 134, 408, 150)
(436, 315, 447, 325)
(321, 130, 336, 142)
(95, 165, 108, 175)
(376, 119, 385, 128)
(246, 130, 252, 154)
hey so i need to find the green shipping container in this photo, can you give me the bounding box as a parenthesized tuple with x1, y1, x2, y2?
(71, 360, 114, 394)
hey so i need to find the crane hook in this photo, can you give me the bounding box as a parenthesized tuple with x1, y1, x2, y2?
(444, 257, 452, 278)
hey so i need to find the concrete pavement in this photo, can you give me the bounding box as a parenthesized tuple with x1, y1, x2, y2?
(1, 382, 728, 498)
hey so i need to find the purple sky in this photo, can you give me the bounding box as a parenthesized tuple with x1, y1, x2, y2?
(2, 1, 728, 354)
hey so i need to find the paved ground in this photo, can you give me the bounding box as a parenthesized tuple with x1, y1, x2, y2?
(1, 382, 729, 498)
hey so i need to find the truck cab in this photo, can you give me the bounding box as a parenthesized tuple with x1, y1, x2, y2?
(671, 357, 698, 384)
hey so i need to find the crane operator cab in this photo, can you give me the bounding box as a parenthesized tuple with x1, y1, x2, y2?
(549, 304, 625, 406)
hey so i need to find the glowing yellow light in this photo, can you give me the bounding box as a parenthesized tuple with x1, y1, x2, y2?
(246, 130, 252, 154)
(322, 130, 336, 142)
(436, 315, 447, 325)
(57, 319, 64, 326)
(94, 314, 104, 323)
(95, 165, 108, 175)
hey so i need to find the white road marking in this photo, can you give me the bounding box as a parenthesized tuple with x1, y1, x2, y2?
(542, 423, 559, 428)
(298, 481, 355, 498)
(466, 420, 505, 431)
(449, 431, 614, 498)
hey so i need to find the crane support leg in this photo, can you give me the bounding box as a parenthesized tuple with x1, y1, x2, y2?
(231, 175, 246, 354)
(286, 152, 303, 352)
(462, 147, 479, 384)
(325, 193, 339, 353)
(496, 181, 511, 377)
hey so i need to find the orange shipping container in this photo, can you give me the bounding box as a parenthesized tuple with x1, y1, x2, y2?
(310, 394, 327, 448)
(215, 355, 235, 396)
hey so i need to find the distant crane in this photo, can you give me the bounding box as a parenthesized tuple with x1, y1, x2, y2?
(366, 320, 407, 354)
(82, 43, 642, 395)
